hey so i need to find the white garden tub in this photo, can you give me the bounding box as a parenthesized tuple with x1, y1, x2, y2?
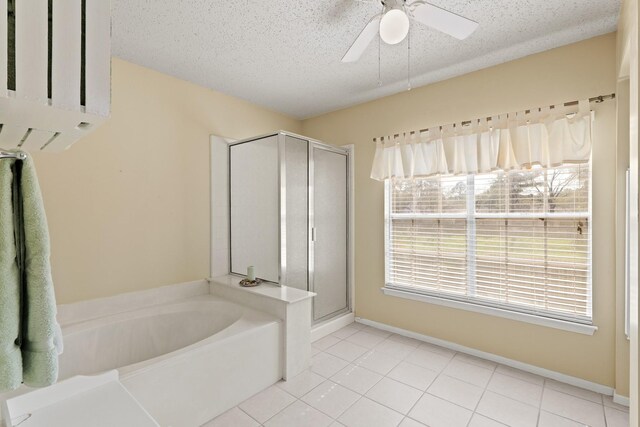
(57, 294, 282, 427)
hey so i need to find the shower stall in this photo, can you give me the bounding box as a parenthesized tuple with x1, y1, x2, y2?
(228, 131, 350, 323)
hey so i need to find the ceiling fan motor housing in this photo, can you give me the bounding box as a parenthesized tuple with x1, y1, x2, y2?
(379, 0, 410, 45)
(381, 0, 406, 12)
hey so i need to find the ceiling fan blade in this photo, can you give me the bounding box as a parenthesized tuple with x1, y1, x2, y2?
(342, 14, 382, 63)
(410, 2, 478, 40)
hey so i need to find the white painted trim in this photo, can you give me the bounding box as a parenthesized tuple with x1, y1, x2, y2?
(311, 312, 355, 342)
(613, 392, 631, 407)
(342, 143, 356, 315)
(356, 317, 614, 396)
(209, 135, 236, 279)
(382, 287, 597, 336)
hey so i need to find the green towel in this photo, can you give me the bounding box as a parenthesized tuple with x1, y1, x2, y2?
(0, 160, 22, 391)
(17, 156, 59, 387)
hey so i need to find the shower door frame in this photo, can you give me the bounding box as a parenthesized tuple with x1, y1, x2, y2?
(308, 141, 351, 324)
(224, 131, 353, 322)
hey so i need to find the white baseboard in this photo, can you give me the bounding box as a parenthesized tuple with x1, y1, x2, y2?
(356, 317, 620, 399)
(613, 392, 630, 407)
(312, 312, 355, 342)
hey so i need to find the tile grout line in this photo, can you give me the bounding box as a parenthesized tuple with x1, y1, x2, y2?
(362, 373, 425, 419)
(495, 366, 547, 387)
(478, 371, 544, 412)
(237, 404, 266, 426)
(300, 361, 373, 424)
(543, 378, 612, 415)
(401, 352, 453, 425)
(259, 385, 300, 426)
(333, 394, 364, 425)
(535, 377, 544, 426)
(470, 356, 498, 425)
(415, 346, 497, 391)
(324, 334, 405, 367)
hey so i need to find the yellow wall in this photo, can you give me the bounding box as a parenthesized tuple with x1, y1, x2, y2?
(31, 58, 301, 304)
(302, 33, 626, 392)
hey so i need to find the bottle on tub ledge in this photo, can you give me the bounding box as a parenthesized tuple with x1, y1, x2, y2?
(240, 265, 262, 287)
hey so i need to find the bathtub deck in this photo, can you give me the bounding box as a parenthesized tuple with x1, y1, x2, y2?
(3, 372, 158, 427)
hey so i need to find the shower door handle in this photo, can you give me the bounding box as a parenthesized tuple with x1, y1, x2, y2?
(311, 227, 316, 242)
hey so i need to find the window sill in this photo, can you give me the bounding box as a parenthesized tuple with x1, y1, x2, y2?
(381, 286, 598, 336)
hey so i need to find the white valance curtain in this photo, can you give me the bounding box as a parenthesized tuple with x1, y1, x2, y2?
(370, 99, 593, 181)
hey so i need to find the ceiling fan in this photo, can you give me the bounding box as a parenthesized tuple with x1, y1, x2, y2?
(342, 0, 479, 63)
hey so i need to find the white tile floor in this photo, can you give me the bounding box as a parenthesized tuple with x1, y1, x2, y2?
(202, 322, 629, 427)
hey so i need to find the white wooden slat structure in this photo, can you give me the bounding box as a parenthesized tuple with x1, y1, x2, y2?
(20, 129, 56, 151)
(15, 0, 48, 103)
(85, 0, 111, 117)
(52, 0, 82, 111)
(0, 0, 7, 97)
(41, 131, 82, 152)
(0, 0, 111, 152)
(0, 124, 28, 147)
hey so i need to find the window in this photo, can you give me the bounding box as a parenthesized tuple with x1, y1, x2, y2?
(385, 163, 592, 325)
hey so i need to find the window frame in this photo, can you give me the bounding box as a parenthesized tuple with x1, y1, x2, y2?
(383, 165, 596, 335)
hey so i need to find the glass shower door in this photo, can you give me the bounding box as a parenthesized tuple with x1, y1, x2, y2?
(310, 144, 349, 322)
(229, 135, 280, 282)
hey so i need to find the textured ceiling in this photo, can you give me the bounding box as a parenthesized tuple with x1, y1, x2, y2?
(111, 0, 620, 119)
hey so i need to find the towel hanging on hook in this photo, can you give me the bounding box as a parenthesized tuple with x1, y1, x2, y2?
(0, 152, 61, 392)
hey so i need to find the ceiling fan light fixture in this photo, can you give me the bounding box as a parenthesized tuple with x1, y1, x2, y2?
(379, 8, 409, 45)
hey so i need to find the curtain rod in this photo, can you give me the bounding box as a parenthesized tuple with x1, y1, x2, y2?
(0, 150, 27, 160)
(375, 93, 616, 142)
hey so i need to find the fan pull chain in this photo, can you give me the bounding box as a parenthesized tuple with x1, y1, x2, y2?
(407, 26, 412, 91)
(378, 3, 384, 87)
(378, 35, 382, 87)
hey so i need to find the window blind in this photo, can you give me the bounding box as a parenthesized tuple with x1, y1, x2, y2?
(386, 163, 591, 324)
